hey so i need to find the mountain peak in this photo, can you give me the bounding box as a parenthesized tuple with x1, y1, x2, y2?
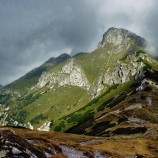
(45, 53, 71, 65)
(58, 53, 71, 58)
(98, 27, 147, 48)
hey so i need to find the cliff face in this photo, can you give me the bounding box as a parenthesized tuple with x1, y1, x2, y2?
(37, 58, 90, 90)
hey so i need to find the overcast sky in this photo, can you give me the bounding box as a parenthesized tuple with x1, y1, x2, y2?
(0, 0, 158, 85)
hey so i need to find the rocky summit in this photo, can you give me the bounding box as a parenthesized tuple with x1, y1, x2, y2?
(98, 27, 147, 48)
(0, 27, 158, 157)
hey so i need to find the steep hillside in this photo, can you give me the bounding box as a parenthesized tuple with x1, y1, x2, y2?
(0, 27, 158, 135)
(68, 69, 158, 136)
(5, 53, 71, 92)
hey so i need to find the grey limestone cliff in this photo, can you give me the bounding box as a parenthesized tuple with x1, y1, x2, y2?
(37, 58, 90, 90)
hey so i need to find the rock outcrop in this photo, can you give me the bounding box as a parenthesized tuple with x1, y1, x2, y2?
(37, 58, 90, 90)
(91, 52, 146, 97)
(97, 27, 147, 48)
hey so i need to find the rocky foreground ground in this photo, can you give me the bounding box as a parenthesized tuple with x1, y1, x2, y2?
(0, 126, 158, 158)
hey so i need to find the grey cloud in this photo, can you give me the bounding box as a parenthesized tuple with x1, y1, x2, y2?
(140, 1, 158, 55)
(0, 0, 158, 85)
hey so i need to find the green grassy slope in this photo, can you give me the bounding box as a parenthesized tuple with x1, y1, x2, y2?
(1, 28, 157, 132)
(2, 48, 157, 131)
(52, 50, 158, 131)
(74, 44, 127, 83)
(4, 85, 91, 129)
